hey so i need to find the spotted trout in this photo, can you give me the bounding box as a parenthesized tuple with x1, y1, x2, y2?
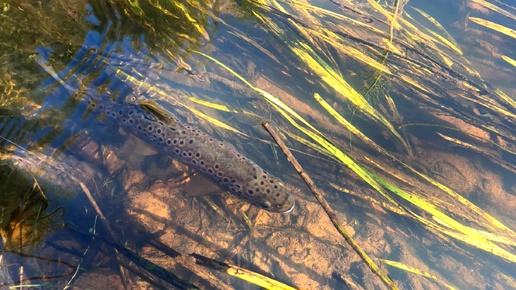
(37, 59, 294, 213)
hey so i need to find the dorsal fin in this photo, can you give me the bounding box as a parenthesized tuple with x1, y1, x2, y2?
(138, 100, 177, 125)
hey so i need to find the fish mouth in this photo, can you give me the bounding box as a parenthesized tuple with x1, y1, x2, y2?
(257, 199, 295, 214)
(280, 202, 295, 214)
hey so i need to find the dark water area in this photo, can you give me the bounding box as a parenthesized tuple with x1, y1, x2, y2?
(1, 0, 516, 289)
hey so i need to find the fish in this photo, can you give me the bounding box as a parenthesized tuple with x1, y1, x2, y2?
(84, 94, 295, 213)
(36, 58, 294, 213)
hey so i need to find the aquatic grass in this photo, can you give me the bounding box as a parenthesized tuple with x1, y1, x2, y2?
(22, 0, 516, 287)
(408, 7, 462, 55)
(502, 55, 516, 67)
(191, 1, 516, 286)
(193, 41, 516, 287)
(245, 0, 411, 155)
(470, 0, 516, 21)
(192, 253, 296, 290)
(382, 259, 457, 290)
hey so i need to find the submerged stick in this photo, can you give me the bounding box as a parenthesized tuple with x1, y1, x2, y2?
(79, 182, 130, 290)
(261, 122, 398, 290)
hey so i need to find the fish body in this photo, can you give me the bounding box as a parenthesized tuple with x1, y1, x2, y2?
(85, 93, 294, 213)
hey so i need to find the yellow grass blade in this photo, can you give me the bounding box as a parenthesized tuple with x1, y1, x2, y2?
(313, 93, 392, 156)
(192, 253, 297, 290)
(186, 96, 239, 113)
(185, 105, 247, 136)
(469, 17, 516, 39)
(471, 0, 516, 21)
(382, 259, 457, 290)
(409, 7, 462, 55)
(502, 55, 516, 67)
(502, 55, 516, 66)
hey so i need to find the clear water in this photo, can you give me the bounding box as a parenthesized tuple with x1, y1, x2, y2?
(1, 0, 516, 289)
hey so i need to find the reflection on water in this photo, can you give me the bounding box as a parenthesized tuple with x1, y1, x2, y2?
(1, 0, 516, 288)
(0, 159, 51, 250)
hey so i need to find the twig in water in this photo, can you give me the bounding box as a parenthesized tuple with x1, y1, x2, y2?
(261, 121, 398, 290)
(78, 181, 130, 289)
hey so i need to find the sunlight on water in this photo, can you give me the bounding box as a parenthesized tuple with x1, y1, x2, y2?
(1, 0, 516, 289)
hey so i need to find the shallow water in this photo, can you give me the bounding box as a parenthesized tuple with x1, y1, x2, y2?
(1, 0, 516, 289)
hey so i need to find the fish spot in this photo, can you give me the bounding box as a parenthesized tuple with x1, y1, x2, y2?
(173, 139, 178, 144)
(217, 172, 223, 177)
(129, 110, 134, 115)
(207, 168, 213, 174)
(179, 140, 184, 145)
(214, 164, 219, 169)
(230, 179, 236, 184)
(166, 139, 172, 145)
(223, 178, 229, 182)
(122, 118, 127, 123)
(253, 175, 257, 179)
(219, 142, 224, 146)
(262, 175, 267, 179)
(192, 160, 197, 165)
(181, 130, 186, 134)
(111, 112, 117, 117)
(106, 110, 111, 115)
(118, 110, 123, 115)
(189, 139, 194, 144)
(157, 128, 162, 134)
(174, 149, 180, 154)
(274, 185, 278, 189)
(266, 189, 271, 193)
(159, 137, 163, 143)
(200, 160, 205, 166)
(236, 190, 243, 195)
(153, 134, 157, 139)
(169, 126, 176, 131)
(275, 193, 280, 197)
(256, 188, 260, 192)
(270, 180, 274, 183)
(137, 125, 142, 131)
(148, 126, 153, 131)
(129, 119, 134, 124)
(182, 152, 187, 157)
(260, 181, 265, 185)
(209, 138, 213, 142)
(188, 152, 192, 157)
(99, 105, 103, 109)
(236, 184, 241, 189)
(248, 190, 254, 195)
(195, 153, 201, 158)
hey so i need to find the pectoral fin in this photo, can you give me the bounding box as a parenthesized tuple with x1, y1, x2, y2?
(139, 100, 177, 125)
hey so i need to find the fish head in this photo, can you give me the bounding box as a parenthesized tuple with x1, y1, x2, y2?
(240, 175, 295, 214)
(256, 190, 295, 213)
